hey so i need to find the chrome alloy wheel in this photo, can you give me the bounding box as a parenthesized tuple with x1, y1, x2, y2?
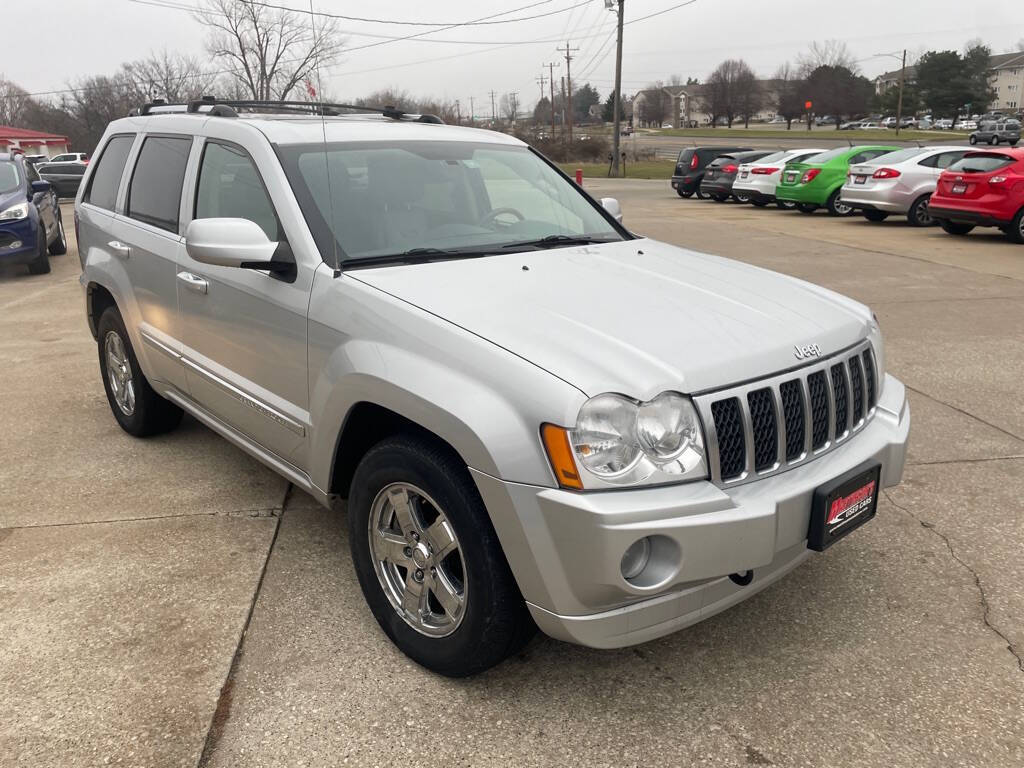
(914, 199, 933, 226)
(104, 331, 135, 416)
(832, 198, 853, 215)
(368, 483, 467, 637)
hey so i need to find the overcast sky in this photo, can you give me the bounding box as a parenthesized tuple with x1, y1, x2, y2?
(6, 0, 1024, 116)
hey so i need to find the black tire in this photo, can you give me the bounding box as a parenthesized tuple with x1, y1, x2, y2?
(695, 179, 709, 199)
(907, 194, 934, 227)
(968, 135, 978, 145)
(676, 187, 693, 198)
(778, 200, 798, 210)
(97, 306, 183, 437)
(826, 188, 854, 217)
(1007, 207, 1024, 244)
(797, 203, 817, 214)
(989, 135, 999, 145)
(938, 219, 975, 236)
(732, 192, 751, 204)
(863, 210, 889, 222)
(1010, 141, 1019, 147)
(27, 226, 50, 275)
(48, 209, 67, 255)
(348, 436, 534, 677)
(711, 193, 728, 202)
(750, 199, 768, 207)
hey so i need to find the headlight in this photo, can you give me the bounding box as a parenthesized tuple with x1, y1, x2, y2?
(0, 202, 29, 221)
(543, 392, 708, 489)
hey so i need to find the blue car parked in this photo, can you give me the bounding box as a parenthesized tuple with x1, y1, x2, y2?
(0, 151, 67, 275)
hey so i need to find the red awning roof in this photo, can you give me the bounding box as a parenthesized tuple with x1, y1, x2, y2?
(0, 125, 69, 142)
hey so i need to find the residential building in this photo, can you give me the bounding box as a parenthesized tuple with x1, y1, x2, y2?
(874, 51, 1024, 113)
(630, 81, 782, 128)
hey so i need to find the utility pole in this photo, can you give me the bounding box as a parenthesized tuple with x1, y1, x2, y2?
(509, 91, 519, 125)
(545, 61, 559, 136)
(558, 42, 579, 143)
(489, 90, 497, 123)
(469, 96, 475, 126)
(895, 48, 907, 137)
(610, 0, 625, 177)
(455, 99, 461, 125)
(536, 72, 547, 104)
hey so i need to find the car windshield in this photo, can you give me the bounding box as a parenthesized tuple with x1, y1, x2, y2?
(278, 141, 625, 267)
(0, 161, 21, 193)
(868, 148, 926, 165)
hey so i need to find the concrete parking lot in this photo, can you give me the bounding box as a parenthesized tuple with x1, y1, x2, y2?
(2, 191, 1022, 768)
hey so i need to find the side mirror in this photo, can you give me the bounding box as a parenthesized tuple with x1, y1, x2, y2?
(601, 197, 623, 224)
(185, 218, 279, 270)
(30, 180, 52, 195)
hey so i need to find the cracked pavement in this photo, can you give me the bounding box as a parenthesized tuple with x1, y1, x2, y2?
(2, 192, 1022, 767)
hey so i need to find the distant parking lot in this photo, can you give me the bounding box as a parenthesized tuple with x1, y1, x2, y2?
(1, 194, 1022, 767)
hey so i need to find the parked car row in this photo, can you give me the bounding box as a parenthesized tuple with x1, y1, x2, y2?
(675, 144, 1024, 243)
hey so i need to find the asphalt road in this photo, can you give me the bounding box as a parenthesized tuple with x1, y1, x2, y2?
(1, 195, 1022, 767)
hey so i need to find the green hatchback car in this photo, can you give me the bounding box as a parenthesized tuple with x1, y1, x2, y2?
(776, 145, 900, 215)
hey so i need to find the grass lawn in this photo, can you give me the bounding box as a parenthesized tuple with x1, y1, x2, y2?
(557, 160, 676, 180)
(657, 127, 967, 143)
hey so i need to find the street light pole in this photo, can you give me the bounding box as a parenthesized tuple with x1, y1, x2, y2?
(895, 49, 906, 137)
(610, 0, 625, 177)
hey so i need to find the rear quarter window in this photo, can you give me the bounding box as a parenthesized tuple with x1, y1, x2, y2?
(85, 135, 135, 211)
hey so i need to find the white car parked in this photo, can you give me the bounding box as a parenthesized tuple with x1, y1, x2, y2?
(732, 148, 825, 208)
(839, 146, 970, 226)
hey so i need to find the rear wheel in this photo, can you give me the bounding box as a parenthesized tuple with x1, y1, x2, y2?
(349, 436, 534, 677)
(732, 192, 751, 204)
(938, 219, 975, 236)
(750, 198, 768, 207)
(989, 135, 999, 145)
(826, 189, 854, 217)
(1007, 208, 1024, 244)
(695, 180, 709, 199)
(27, 226, 50, 275)
(676, 187, 693, 198)
(97, 306, 183, 436)
(796, 203, 817, 214)
(711, 193, 728, 202)
(907, 194, 934, 227)
(968, 135, 978, 145)
(48, 210, 67, 255)
(863, 210, 889, 222)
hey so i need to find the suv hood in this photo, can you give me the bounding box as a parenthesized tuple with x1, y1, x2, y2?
(352, 239, 872, 398)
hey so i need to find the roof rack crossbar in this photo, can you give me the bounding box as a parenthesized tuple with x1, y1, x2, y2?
(130, 98, 443, 123)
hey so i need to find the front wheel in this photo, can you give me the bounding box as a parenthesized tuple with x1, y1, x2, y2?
(863, 210, 889, 222)
(348, 437, 535, 677)
(97, 306, 183, 436)
(826, 189, 854, 217)
(990, 136, 999, 145)
(796, 203, 817, 214)
(969, 135, 978, 145)
(938, 219, 975, 236)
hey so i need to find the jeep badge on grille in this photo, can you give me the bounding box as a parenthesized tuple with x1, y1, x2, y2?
(794, 343, 821, 360)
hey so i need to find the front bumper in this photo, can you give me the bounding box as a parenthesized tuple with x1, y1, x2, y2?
(472, 374, 910, 649)
(0, 218, 39, 264)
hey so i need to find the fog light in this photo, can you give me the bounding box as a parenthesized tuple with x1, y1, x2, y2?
(7, 240, 21, 249)
(620, 537, 651, 581)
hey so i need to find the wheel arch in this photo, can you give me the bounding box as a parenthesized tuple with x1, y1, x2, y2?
(86, 281, 118, 340)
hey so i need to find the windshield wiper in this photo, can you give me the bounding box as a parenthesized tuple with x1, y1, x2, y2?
(340, 247, 494, 269)
(501, 234, 615, 250)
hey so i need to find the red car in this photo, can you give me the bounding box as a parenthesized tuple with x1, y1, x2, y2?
(929, 148, 1024, 243)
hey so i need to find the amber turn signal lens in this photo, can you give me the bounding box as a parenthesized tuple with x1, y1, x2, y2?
(541, 424, 583, 490)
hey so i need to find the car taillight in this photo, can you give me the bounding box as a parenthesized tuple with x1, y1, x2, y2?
(800, 168, 820, 183)
(751, 167, 778, 174)
(722, 164, 738, 174)
(689, 154, 699, 170)
(872, 167, 901, 179)
(989, 175, 1007, 184)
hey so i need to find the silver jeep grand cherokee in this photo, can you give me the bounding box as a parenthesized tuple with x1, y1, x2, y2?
(76, 101, 909, 677)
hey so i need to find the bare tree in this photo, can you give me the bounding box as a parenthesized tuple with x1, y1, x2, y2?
(499, 92, 519, 123)
(797, 40, 859, 75)
(355, 88, 416, 112)
(668, 73, 684, 86)
(773, 62, 805, 129)
(0, 77, 35, 126)
(197, 0, 343, 101)
(733, 62, 762, 127)
(701, 60, 756, 127)
(639, 81, 667, 126)
(121, 51, 218, 103)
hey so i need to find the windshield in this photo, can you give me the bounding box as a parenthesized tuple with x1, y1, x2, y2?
(0, 161, 20, 194)
(277, 141, 624, 266)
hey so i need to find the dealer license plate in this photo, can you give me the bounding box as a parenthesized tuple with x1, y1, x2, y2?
(808, 463, 881, 551)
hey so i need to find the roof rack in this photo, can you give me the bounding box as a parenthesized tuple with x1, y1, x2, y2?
(130, 96, 444, 124)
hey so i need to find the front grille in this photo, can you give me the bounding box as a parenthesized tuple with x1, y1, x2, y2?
(699, 340, 878, 486)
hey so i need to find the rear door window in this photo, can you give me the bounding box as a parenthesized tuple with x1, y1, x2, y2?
(127, 136, 192, 232)
(85, 135, 135, 211)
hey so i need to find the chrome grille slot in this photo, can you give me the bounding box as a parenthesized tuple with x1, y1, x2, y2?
(696, 340, 878, 487)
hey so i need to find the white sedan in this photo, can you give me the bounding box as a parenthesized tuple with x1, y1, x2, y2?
(732, 148, 825, 208)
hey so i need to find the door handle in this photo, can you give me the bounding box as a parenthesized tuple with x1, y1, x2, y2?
(177, 271, 209, 295)
(108, 241, 131, 259)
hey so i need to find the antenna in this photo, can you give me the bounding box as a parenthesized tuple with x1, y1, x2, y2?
(308, 0, 339, 276)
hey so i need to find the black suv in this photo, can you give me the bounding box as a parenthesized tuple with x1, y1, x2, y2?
(969, 120, 1020, 146)
(671, 146, 752, 198)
